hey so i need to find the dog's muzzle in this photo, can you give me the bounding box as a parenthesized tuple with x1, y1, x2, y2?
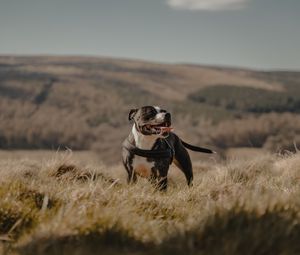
(138, 113, 172, 136)
(139, 120, 172, 136)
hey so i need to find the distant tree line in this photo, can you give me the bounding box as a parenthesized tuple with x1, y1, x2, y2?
(189, 85, 300, 113)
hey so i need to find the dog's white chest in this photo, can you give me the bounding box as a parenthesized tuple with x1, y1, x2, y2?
(131, 124, 158, 178)
(132, 156, 154, 178)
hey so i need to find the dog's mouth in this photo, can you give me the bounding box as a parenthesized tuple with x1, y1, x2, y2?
(141, 121, 173, 135)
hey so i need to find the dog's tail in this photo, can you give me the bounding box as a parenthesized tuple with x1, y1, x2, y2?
(181, 140, 216, 154)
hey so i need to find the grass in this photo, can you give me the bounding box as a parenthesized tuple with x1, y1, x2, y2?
(0, 151, 299, 255)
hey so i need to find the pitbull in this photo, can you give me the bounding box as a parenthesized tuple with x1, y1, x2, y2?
(122, 106, 214, 190)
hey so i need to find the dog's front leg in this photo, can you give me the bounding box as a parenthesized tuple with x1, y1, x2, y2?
(157, 176, 168, 191)
(149, 167, 158, 185)
(148, 167, 167, 191)
(122, 154, 137, 184)
(156, 167, 168, 191)
(127, 169, 137, 184)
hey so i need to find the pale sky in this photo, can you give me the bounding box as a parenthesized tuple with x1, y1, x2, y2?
(0, 0, 299, 69)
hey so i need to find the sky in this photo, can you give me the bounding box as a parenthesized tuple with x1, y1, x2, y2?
(0, 0, 299, 70)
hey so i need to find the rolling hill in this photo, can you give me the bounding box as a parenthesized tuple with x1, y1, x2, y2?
(0, 56, 300, 164)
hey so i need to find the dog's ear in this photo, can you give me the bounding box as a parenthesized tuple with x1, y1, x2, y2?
(128, 109, 138, 121)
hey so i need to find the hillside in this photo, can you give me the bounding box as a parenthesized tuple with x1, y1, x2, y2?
(0, 151, 299, 255)
(0, 56, 300, 164)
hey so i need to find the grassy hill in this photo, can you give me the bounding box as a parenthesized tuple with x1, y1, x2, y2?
(1, 56, 300, 255)
(0, 151, 299, 255)
(0, 56, 300, 163)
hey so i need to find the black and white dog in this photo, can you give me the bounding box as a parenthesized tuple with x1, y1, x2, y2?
(122, 106, 214, 190)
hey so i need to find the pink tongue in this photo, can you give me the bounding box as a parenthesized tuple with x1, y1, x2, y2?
(160, 126, 173, 132)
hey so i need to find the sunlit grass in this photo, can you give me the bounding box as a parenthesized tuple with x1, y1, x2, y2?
(0, 151, 299, 255)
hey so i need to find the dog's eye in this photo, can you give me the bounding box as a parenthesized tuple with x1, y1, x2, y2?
(160, 110, 167, 113)
(143, 108, 157, 119)
(144, 113, 155, 120)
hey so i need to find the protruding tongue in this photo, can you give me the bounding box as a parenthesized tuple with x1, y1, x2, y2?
(160, 126, 173, 132)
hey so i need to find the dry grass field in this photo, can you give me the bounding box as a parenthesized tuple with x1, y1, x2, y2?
(0, 150, 299, 255)
(1, 56, 300, 254)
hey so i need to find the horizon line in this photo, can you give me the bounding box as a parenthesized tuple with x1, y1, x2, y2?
(0, 53, 299, 73)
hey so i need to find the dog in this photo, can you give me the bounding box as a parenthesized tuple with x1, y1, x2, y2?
(122, 106, 214, 190)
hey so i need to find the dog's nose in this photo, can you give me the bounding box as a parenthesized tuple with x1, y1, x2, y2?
(165, 113, 171, 121)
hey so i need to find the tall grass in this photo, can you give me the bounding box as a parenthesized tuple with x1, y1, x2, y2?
(0, 151, 299, 255)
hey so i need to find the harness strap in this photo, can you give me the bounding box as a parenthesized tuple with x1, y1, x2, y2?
(122, 139, 173, 160)
(181, 140, 215, 154)
(122, 137, 214, 162)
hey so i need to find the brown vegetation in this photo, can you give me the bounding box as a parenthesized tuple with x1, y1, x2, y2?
(208, 113, 300, 151)
(1, 56, 300, 254)
(0, 56, 300, 164)
(0, 151, 299, 255)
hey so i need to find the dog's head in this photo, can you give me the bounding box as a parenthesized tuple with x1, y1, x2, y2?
(128, 106, 172, 137)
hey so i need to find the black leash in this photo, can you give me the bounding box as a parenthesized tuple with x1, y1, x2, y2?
(122, 137, 214, 161)
(181, 140, 215, 154)
(122, 138, 174, 159)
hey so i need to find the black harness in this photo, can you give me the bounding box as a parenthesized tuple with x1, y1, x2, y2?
(122, 138, 175, 162)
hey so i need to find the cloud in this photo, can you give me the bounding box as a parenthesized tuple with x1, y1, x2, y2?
(166, 0, 249, 11)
